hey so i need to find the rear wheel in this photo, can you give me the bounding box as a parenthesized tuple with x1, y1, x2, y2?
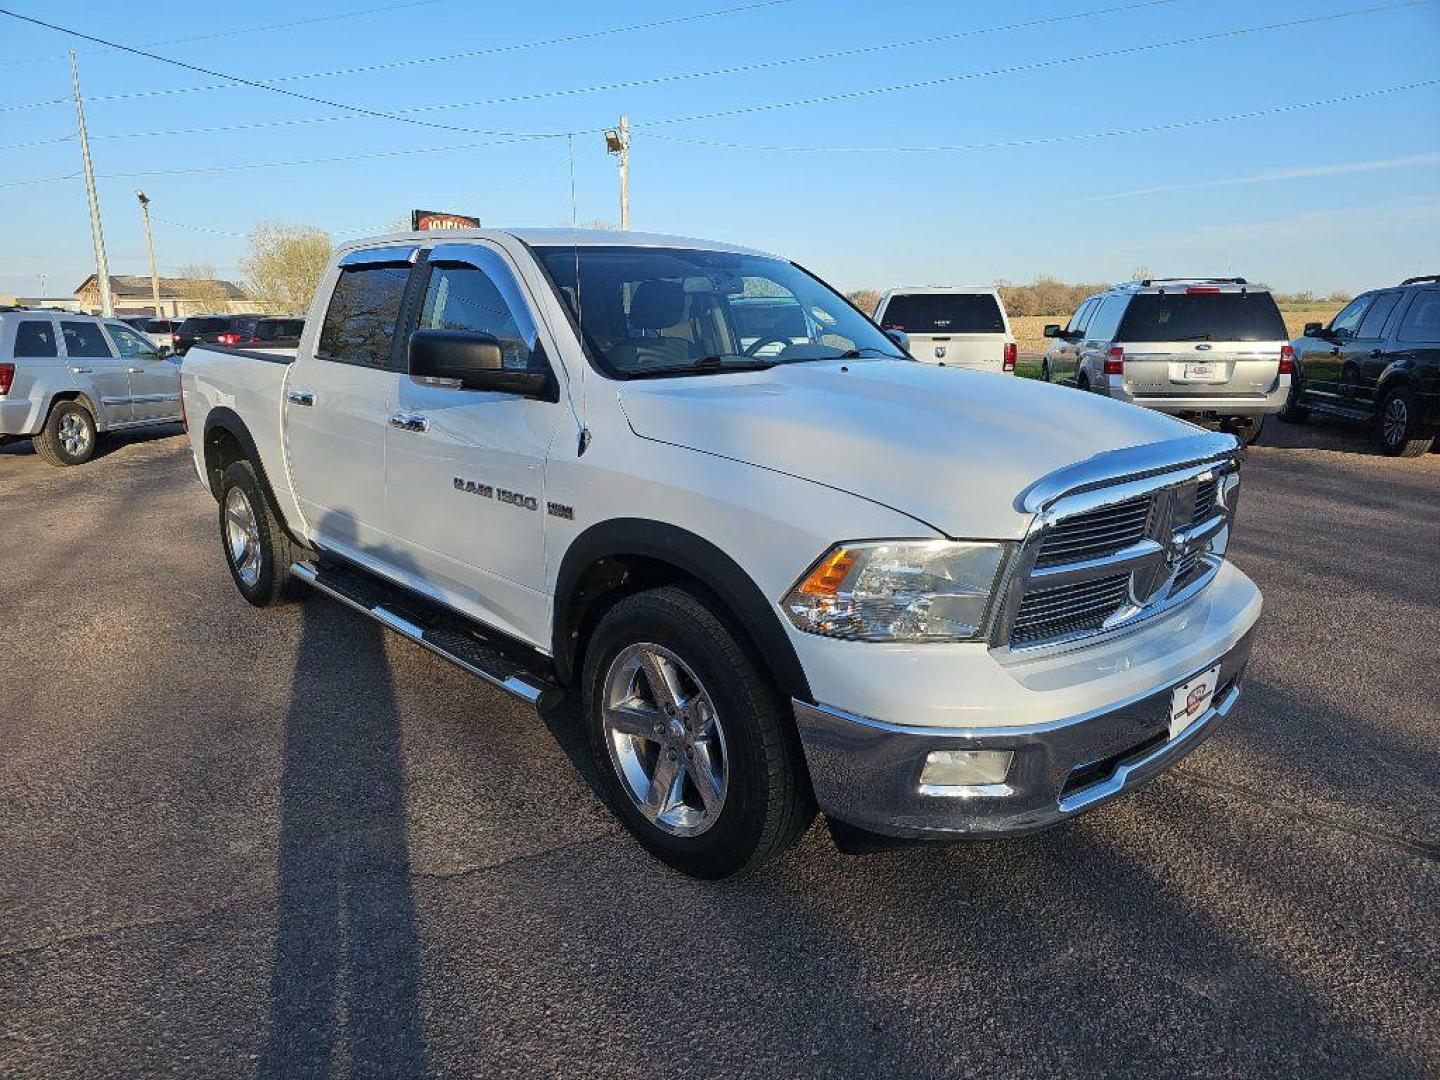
(582, 586, 814, 878)
(33, 400, 98, 466)
(1377, 387, 1433, 457)
(1076, 371, 1091, 393)
(1277, 381, 1309, 424)
(218, 460, 306, 606)
(1222, 416, 1265, 447)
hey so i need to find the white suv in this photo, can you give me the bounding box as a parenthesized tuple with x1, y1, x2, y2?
(0, 308, 181, 465)
(874, 287, 1017, 374)
(1042, 278, 1292, 444)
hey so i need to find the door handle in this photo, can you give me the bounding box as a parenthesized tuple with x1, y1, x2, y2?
(126, 366, 144, 373)
(387, 412, 429, 433)
(1369, 348, 1382, 358)
(69, 366, 93, 374)
(287, 390, 315, 407)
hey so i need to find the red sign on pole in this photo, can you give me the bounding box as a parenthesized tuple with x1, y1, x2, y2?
(411, 210, 481, 231)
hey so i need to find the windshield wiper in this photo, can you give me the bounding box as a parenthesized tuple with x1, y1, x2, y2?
(832, 346, 906, 360)
(1172, 333, 1214, 341)
(625, 355, 778, 380)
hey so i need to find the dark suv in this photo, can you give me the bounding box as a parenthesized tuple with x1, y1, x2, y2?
(1282, 275, 1440, 456)
(231, 315, 304, 348)
(172, 315, 244, 355)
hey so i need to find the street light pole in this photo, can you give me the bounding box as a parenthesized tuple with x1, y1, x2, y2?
(604, 116, 630, 229)
(68, 50, 112, 317)
(135, 191, 163, 318)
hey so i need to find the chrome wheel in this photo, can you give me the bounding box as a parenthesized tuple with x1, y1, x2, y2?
(1383, 395, 1408, 448)
(57, 411, 92, 458)
(224, 486, 263, 588)
(601, 643, 729, 838)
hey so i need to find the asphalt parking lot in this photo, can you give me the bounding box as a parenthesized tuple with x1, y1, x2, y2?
(2, 418, 1437, 1078)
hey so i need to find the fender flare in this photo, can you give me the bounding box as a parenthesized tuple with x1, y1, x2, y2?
(552, 518, 812, 703)
(202, 406, 302, 542)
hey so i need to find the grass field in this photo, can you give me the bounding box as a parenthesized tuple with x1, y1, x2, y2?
(1010, 303, 1342, 379)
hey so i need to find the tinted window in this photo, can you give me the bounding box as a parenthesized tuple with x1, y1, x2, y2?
(1085, 296, 1128, 342)
(1066, 298, 1096, 335)
(61, 321, 114, 358)
(1116, 292, 1286, 342)
(535, 246, 903, 377)
(1356, 291, 1401, 339)
(1397, 290, 1440, 342)
(317, 265, 410, 368)
(14, 320, 57, 357)
(1328, 296, 1371, 339)
(880, 293, 1005, 334)
(419, 263, 537, 372)
(107, 324, 156, 357)
(181, 317, 231, 334)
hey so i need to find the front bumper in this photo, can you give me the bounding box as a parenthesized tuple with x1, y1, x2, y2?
(794, 627, 1254, 838)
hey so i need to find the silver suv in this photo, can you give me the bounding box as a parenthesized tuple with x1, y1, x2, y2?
(1041, 278, 1292, 444)
(0, 308, 182, 466)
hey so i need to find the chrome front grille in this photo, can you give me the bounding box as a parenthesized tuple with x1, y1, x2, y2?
(1032, 497, 1151, 568)
(1012, 573, 1130, 645)
(996, 455, 1239, 652)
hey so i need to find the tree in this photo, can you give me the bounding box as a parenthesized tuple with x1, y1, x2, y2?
(846, 288, 881, 316)
(241, 221, 333, 314)
(177, 263, 234, 311)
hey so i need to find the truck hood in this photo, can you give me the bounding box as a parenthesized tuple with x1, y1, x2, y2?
(618, 358, 1196, 539)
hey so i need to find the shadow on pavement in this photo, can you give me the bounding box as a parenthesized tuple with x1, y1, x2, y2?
(262, 591, 426, 1075)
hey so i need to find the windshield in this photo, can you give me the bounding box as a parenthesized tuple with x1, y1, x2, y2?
(880, 293, 1005, 334)
(1117, 292, 1286, 342)
(533, 245, 904, 377)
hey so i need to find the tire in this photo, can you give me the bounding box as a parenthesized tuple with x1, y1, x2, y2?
(581, 586, 815, 878)
(1223, 416, 1265, 447)
(33, 400, 98, 466)
(1040, 359, 1051, 383)
(1377, 387, 1434, 458)
(1277, 382, 1309, 424)
(1076, 371, 1091, 393)
(218, 460, 306, 606)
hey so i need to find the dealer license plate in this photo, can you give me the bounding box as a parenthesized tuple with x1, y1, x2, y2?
(1181, 362, 1219, 381)
(1169, 665, 1220, 740)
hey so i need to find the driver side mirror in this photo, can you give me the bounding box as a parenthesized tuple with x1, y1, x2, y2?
(884, 328, 910, 353)
(156, 344, 173, 358)
(408, 329, 554, 399)
(1043, 323, 1064, 339)
(1303, 322, 1327, 338)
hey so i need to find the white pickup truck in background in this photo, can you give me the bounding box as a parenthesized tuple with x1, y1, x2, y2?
(181, 228, 1261, 878)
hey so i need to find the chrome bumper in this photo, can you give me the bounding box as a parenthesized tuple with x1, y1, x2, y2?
(793, 627, 1254, 838)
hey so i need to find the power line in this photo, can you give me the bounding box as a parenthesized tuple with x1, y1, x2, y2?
(629, 0, 1434, 128)
(0, 0, 798, 111)
(0, 0, 446, 66)
(11, 0, 1176, 110)
(635, 79, 1440, 153)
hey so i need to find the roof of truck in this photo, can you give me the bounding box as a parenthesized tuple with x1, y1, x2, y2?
(336, 228, 772, 258)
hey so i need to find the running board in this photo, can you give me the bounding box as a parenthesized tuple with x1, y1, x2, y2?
(289, 560, 559, 708)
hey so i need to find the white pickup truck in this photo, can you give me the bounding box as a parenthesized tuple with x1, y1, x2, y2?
(181, 229, 1262, 878)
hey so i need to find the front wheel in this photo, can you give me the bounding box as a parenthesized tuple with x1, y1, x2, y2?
(218, 460, 306, 606)
(1377, 387, 1434, 457)
(582, 586, 815, 878)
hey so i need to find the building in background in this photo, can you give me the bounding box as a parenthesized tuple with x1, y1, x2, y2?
(0, 294, 84, 311)
(71, 274, 254, 317)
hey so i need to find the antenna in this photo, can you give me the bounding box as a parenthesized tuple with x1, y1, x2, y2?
(567, 134, 590, 456)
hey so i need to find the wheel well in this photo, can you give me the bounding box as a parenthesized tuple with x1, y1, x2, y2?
(203, 425, 247, 498)
(44, 391, 98, 424)
(553, 526, 812, 704)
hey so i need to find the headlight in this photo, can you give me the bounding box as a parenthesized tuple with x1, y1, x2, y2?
(782, 540, 1010, 642)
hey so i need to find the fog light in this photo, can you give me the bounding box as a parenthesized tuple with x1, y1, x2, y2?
(918, 749, 1014, 796)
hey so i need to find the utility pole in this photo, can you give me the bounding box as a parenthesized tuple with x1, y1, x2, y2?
(135, 191, 163, 317)
(604, 115, 630, 229)
(69, 50, 112, 317)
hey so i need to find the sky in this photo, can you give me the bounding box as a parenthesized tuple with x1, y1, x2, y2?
(1, 0, 1437, 301)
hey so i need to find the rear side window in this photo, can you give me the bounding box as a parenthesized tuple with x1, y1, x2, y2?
(1065, 298, 1096, 335)
(1116, 292, 1286, 343)
(180, 317, 230, 334)
(1397, 290, 1440, 342)
(1085, 295, 1128, 342)
(256, 319, 303, 340)
(14, 320, 58, 357)
(1356, 292, 1401, 339)
(880, 293, 1005, 334)
(318, 265, 410, 368)
(61, 321, 115, 358)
